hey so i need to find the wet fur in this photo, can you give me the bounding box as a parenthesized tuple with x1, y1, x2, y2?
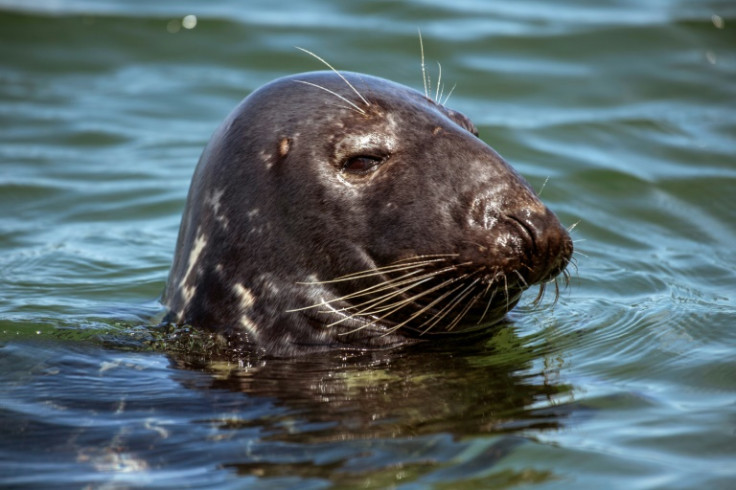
(163, 66, 573, 357)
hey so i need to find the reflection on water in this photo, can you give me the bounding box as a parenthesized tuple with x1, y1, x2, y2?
(1, 0, 735, 487)
(1, 328, 585, 487)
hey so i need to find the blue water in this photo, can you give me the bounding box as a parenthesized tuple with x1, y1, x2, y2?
(1, 0, 735, 488)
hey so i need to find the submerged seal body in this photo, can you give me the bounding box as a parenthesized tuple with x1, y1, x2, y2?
(163, 70, 573, 356)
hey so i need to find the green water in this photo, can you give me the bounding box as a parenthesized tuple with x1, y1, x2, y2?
(1, 1, 735, 488)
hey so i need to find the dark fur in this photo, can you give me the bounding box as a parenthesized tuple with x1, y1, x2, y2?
(163, 71, 572, 356)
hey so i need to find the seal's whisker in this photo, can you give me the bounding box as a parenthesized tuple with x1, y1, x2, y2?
(477, 291, 498, 326)
(337, 274, 465, 334)
(320, 263, 461, 308)
(391, 253, 458, 265)
(476, 282, 497, 325)
(560, 267, 571, 287)
(567, 220, 580, 232)
(287, 269, 428, 313)
(295, 80, 366, 115)
(447, 288, 482, 332)
(435, 61, 443, 103)
(295, 47, 370, 108)
(513, 270, 529, 289)
(533, 281, 546, 305)
(537, 176, 550, 196)
(414, 281, 471, 334)
(328, 270, 465, 327)
(353, 273, 466, 318)
(328, 275, 434, 312)
(461, 240, 488, 252)
(302, 264, 423, 286)
(420, 276, 481, 334)
(442, 83, 457, 107)
(382, 277, 471, 336)
(314, 256, 453, 283)
(426, 278, 481, 333)
(292, 261, 469, 315)
(502, 274, 512, 311)
(347, 271, 473, 336)
(327, 256, 451, 282)
(418, 28, 429, 99)
(329, 277, 438, 321)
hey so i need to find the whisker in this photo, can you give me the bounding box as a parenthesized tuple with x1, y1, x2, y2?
(442, 83, 457, 107)
(357, 272, 466, 317)
(295, 47, 371, 108)
(392, 253, 458, 264)
(513, 270, 529, 289)
(295, 80, 366, 115)
(430, 277, 482, 333)
(435, 61, 443, 103)
(420, 276, 482, 334)
(416, 281, 472, 334)
(503, 274, 511, 311)
(301, 256, 450, 284)
(447, 288, 482, 332)
(291, 259, 471, 315)
(329, 276, 439, 322)
(383, 278, 471, 336)
(338, 274, 467, 335)
(326, 265, 468, 326)
(476, 281, 497, 325)
(326, 262, 463, 309)
(537, 176, 550, 196)
(292, 269, 427, 314)
(418, 28, 429, 98)
(532, 281, 546, 304)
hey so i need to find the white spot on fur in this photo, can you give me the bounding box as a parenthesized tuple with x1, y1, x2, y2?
(178, 230, 207, 307)
(206, 189, 229, 230)
(259, 149, 274, 170)
(233, 283, 255, 309)
(233, 283, 258, 335)
(207, 189, 224, 214)
(278, 137, 290, 157)
(239, 315, 258, 336)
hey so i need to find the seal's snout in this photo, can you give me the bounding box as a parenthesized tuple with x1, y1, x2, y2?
(507, 208, 573, 285)
(464, 190, 572, 288)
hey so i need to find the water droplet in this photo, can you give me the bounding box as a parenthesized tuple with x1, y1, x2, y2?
(711, 14, 724, 29)
(182, 15, 198, 30)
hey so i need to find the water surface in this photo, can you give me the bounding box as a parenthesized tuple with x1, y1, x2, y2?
(1, 0, 735, 488)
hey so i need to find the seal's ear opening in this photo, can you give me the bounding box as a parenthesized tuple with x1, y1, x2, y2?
(441, 106, 479, 137)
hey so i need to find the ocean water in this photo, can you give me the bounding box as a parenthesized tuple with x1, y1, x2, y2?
(1, 0, 735, 488)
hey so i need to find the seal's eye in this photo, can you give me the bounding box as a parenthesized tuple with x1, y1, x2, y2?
(342, 155, 384, 175)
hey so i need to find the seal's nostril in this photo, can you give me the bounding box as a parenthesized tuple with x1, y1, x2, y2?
(499, 209, 573, 285)
(506, 214, 537, 255)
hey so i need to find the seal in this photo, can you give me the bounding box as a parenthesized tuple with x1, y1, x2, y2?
(162, 69, 573, 357)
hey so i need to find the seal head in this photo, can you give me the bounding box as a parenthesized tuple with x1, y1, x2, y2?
(163, 71, 573, 356)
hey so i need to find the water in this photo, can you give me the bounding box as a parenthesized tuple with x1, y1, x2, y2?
(1, 0, 735, 488)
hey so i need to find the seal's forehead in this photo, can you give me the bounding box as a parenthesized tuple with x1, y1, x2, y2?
(243, 70, 478, 136)
(254, 71, 428, 108)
